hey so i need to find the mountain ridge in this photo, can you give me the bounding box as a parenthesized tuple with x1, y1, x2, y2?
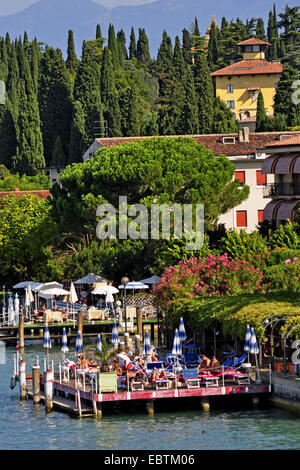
(0, 0, 299, 57)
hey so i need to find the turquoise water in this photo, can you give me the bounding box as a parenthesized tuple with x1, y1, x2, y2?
(1, 343, 300, 450)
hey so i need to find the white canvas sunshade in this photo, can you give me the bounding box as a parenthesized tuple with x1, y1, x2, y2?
(74, 273, 108, 284)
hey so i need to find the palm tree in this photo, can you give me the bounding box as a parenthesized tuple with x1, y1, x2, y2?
(95, 336, 120, 372)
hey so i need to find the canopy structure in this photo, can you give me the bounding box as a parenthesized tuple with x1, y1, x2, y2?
(137, 275, 161, 285)
(38, 287, 70, 299)
(13, 281, 43, 290)
(35, 282, 63, 292)
(118, 281, 149, 290)
(74, 273, 108, 285)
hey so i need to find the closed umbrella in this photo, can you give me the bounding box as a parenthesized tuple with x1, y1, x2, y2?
(61, 327, 69, 354)
(178, 317, 187, 342)
(8, 293, 14, 325)
(69, 282, 78, 316)
(43, 323, 52, 366)
(172, 329, 182, 356)
(111, 320, 119, 348)
(244, 324, 251, 361)
(96, 334, 103, 353)
(250, 327, 260, 381)
(75, 330, 83, 355)
(143, 330, 151, 357)
(14, 293, 19, 325)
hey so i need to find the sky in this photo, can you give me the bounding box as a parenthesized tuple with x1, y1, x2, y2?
(0, 0, 155, 17)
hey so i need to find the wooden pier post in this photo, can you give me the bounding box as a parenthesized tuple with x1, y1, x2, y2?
(124, 332, 130, 350)
(146, 399, 155, 416)
(95, 402, 102, 418)
(19, 359, 27, 400)
(136, 307, 143, 338)
(18, 313, 25, 349)
(32, 364, 41, 405)
(200, 397, 210, 412)
(78, 310, 84, 337)
(134, 334, 141, 355)
(45, 369, 53, 413)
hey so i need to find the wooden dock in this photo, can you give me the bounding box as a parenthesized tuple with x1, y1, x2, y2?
(25, 373, 271, 418)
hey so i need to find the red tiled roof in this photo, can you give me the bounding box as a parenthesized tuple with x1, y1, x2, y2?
(264, 135, 300, 147)
(211, 59, 283, 76)
(0, 189, 50, 199)
(237, 38, 271, 46)
(95, 132, 300, 157)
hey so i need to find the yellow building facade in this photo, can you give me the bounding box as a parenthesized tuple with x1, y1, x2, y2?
(212, 38, 283, 124)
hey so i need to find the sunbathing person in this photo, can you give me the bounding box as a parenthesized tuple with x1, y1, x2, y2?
(200, 355, 211, 368)
(211, 355, 220, 368)
(112, 360, 123, 377)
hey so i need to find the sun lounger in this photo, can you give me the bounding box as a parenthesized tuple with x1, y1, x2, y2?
(181, 368, 201, 388)
(198, 372, 220, 387)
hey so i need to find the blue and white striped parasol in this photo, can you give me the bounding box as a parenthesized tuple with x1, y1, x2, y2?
(96, 334, 103, 353)
(172, 329, 182, 356)
(111, 320, 119, 346)
(178, 317, 187, 342)
(61, 327, 69, 354)
(75, 330, 83, 354)
(244, 324, 251, 353)
(143, 330, 151, 356)
(43, 323, 52, 349)
(250, 327, 259, 355)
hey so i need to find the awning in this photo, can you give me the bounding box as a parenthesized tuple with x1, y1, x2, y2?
(263, 199, 300, 220)
(261, 154, 281, 174)
(276, 199, 300, 220)
(291, 156, 300, 174)
(262, 153, 300, 174)
(273, 153, 299, 174)
(248, 87, 259, 91)
(263, 199, 283, 220)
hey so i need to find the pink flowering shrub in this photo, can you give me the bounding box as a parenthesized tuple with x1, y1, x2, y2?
(154, 253, 264, 310)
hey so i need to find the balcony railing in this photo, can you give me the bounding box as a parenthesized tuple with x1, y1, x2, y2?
(263, 182, 300, 198)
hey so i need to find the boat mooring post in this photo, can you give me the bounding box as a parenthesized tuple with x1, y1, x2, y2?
(19, 359, 27, 400)
(136, 307, 142, 338)
(18, 313, 25, 349)
(32, 363, 41, 405)
(124, 332, 130, 350)
(45, 369, 53, 413)
(134, 334, 141, 355)
(145, 399, 155, 416)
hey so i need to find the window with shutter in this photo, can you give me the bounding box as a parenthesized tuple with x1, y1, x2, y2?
(256, 170, 267, 185)
(236, 210, 247, 227)
(235, 171, 245, 185)
(258, 210, 264, 224)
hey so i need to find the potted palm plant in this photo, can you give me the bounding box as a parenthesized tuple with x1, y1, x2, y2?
(96, 337, 120, 393)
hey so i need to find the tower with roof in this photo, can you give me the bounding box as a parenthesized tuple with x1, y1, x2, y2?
(211, 38, 283, 131)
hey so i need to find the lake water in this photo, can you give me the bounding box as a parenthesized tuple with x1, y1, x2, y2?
(1, 343, 300, 450)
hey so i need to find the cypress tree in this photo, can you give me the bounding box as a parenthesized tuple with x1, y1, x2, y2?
(30, 38, 39, 92)
(100, 47, 121, 136)
(212, 97, 238, 133)
(173, 36, 185, 80)
(157, 31, 173, 72)
(74, 41, 103, 145)
(51, 135, 66, 166)
(69, 100, 88, 163)
(108, 23, 119, 67)
(256, 91, 269, 131)
(96, 24, 102, 40)
(256, 18, 266, 40)
(207, 22, 219, 71)
(117, 29, 127, 67)
(181, 65, 199, 134)
(129, 27, 137, 60)
(182, 28, 192, 64)
(12, 54, 44, 175)
(38, 47, 73, 164)
(136, 28, 150, 67)
(193, 50, 214, 134)
(66, 30, 78, 76)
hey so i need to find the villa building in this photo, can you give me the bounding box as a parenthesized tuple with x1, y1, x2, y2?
(211, 38, 283, 131)
(261, 135, 300, 226)
(82, 131, 300, 233)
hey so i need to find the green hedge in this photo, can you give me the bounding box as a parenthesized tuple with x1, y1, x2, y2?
(172, 291, 300, 340)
